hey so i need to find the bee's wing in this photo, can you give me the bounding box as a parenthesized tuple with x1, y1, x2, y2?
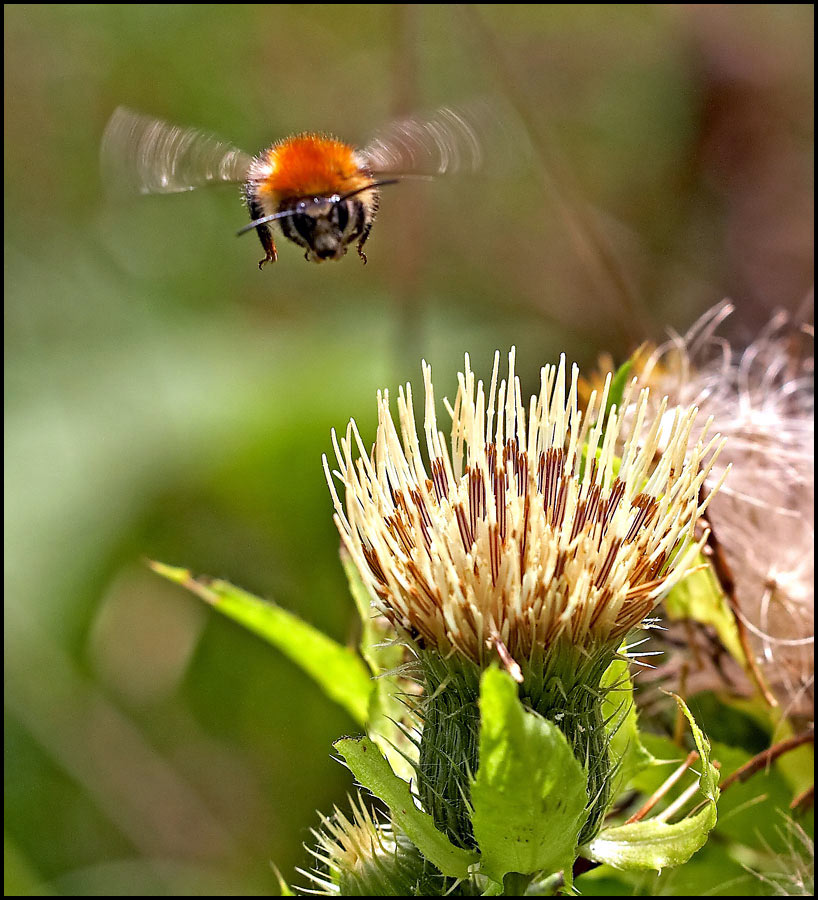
(100, 106, 253, 195)
(359, 105, 482, 176)
(358, 99, 525, 177)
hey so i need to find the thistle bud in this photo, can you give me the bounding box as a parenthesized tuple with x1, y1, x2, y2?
(302, 794, 440, 896)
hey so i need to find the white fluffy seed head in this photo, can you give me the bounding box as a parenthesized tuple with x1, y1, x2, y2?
(638, 302, 814, 713)
(325, 349, 724, 672)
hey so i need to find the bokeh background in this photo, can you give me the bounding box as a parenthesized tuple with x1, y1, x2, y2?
(4, 4, 813, 895)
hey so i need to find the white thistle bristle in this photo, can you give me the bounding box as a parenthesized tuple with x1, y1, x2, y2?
(325, 350, 723, 671)
(639, 302, 814, 712)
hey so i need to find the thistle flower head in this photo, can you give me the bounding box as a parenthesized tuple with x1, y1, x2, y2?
(325, 350, 725, 676)
(300, 794, 432, 896)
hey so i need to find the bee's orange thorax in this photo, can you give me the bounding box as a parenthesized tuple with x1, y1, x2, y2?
(257, 134, 371, 199)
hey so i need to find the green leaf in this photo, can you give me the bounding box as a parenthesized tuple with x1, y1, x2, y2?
(663, 553, 745, 664)
(768, 720, 815, 799)
(627, 732, 694, 796)
(672, 693, 719, 802)
(707, 739, 797, 852)
(4, 832, 55, 896)
(601, 656, 655, 797)
(695, 694, 815, 798)
(341, 552, 410, 776)
(333, 736, 479, 880)
(584, 694, 719, 871)
(341, 550, 403, 680)
(470, 668, 589, 883)
(341, 553, 416, 780)
(149, 561, 372, 726)
(604, 357, 634, 422)
(582, 802, 717, 872)
(576, 838, 764, 896)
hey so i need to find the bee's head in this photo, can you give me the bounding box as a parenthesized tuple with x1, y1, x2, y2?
(238, 180, 398, 264)
(281, 196, 364, 263)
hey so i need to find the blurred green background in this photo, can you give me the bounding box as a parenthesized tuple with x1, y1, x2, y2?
(4, 4, 813, 896)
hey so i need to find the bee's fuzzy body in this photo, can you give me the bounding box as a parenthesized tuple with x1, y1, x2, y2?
(244, 134, 378, 266)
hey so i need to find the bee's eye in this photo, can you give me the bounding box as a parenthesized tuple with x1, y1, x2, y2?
(292, 213, 314, 242)
(330, 200, 350, 232)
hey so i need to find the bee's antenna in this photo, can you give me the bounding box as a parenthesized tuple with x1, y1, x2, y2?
(336, 179, 401, 202)
(236, 180, 403, 237)
(236, 207, 304, 236)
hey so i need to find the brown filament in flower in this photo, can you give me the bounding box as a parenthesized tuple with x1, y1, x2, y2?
(324, 349, 727, 669)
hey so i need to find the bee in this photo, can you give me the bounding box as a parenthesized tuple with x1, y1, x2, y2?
(101, 104, 488, 268)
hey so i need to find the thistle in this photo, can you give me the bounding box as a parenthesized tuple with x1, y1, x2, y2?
(301, 793, 439, 896)
(325, 349, 726, 849)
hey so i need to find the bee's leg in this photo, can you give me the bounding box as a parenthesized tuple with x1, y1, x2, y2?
(245, 188, 277, 269)
(356, 224, 373, 265)
(256, 226, 277, 269)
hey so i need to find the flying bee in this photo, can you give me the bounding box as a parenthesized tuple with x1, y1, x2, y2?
(101, 103, 491, 268)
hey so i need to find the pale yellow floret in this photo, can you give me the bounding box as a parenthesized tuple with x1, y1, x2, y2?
(324, 350, 726, 672)
(300, 793, 388, 895)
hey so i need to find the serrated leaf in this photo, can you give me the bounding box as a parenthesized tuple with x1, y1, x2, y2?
(582, 802, 717, 871)
(576, 837, 763, 896)
(333, 736, 478, 880)
(671, 693, 719, 802)
(470, 668, 589, 882)
(584, 694, 719, 871)
(601, 656, 655, 798)
(149, 561, 372, 726)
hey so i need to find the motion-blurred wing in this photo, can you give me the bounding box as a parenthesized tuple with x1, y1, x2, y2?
(101, 106, 253, 195)
(359, 104, 483, 176)
(359, 99, 527, 177)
